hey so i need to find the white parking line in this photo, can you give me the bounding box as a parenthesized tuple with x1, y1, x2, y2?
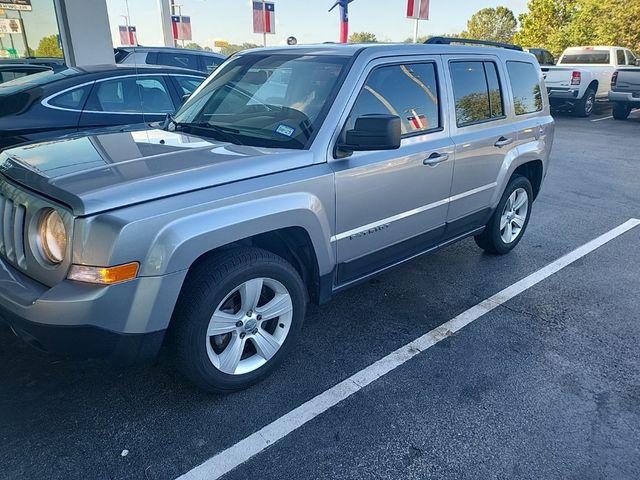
(177, 218, 640, 480)
(591, 115, 613, 122)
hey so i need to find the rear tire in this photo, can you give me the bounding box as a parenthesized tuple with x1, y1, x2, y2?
(572, 88, 596, 117)
(612, 102, 631, 120)
(475, 175, 533, 255)
(169, 247, 307, 393)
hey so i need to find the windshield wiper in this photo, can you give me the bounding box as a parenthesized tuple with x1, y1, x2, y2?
(173, 121, 244, 145)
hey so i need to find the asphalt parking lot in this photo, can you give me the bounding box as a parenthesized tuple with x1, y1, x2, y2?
(1, 105, 639, 480)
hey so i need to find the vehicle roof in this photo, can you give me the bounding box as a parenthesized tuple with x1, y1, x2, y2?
(117, 46, 225, 57)
(238, 43, 538, 61)
(563, 46, 627, 51)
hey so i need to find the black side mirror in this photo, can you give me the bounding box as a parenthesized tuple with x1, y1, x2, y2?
(339, 114, 401, 153)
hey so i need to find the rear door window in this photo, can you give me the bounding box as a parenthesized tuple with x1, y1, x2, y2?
(348, 62, 440, 136)
(450, 61, 504, 126)
(86, 76, 175, 113)
(175, 76, 205, 96)
(155, 52, 200, 71)
(506, 61, 543, 115)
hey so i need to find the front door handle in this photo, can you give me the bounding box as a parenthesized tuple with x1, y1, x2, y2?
(423, 152, 449, 166)
(494, 136, 514, 148)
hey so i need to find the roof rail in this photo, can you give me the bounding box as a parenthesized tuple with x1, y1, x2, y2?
(424, 36, 523, 51)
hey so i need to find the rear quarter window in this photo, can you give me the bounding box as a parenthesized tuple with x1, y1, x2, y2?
(506, 61, 543, 115)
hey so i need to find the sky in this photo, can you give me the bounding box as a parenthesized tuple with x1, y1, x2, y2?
(0, 0, 530, 56)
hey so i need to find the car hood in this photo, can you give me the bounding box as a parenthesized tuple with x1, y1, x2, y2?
(0, 129, 314, 216)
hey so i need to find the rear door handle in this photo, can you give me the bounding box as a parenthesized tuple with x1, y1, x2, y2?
(494, 136, 514, 148)
(423, 152, 449, 166)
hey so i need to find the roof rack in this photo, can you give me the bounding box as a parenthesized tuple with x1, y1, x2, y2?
(424, 36, 523, 51)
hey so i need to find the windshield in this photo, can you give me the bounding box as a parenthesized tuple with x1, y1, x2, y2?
(0, 68, 78, 96)
(560, 50, 611, 65)
(173, 53, 350, 149)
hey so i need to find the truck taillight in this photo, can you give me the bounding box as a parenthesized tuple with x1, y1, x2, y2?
(571, 71, 581, 85)
(611, 71, 618, 87)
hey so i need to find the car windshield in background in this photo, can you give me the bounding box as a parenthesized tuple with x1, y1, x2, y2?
(561, 50, 611, 64)
(173, 53, 350, 149)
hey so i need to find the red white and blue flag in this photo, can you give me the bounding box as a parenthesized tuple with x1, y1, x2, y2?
(407, 0, 429, 20)
(253, 2, 275, 34)
(118, 25, 137, 46)
(171, 15, 192, 41)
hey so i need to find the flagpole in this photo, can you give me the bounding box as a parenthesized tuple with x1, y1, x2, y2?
(262, 0, 267, 47)
(413, 17, 419, 43)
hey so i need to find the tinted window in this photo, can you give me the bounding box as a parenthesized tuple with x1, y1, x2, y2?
(450, 61, 504, 126)
(175, 77, 204, 96)
(506, 61, 543, 115)
(155, 52, 199, 71)
(0, 71, 27, 82)
(49, 86, 89, 110)
(544, 51, 555, 65)
(87, 76, 174, 113)
(202, 56, 222, 74)
(616, 50, 627, 65)
(626, 50, 637, 65)
(349, 63, 439, 135)
(561, 50, 610, 64)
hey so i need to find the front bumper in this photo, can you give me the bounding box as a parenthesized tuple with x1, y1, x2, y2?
(0, 256, 187, 364)
(609, 91, 640, 105)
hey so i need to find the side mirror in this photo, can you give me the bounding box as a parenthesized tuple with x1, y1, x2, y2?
(339, 114, 401, 152)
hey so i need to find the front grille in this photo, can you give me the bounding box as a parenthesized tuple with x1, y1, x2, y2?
(0, 193, 27, 269)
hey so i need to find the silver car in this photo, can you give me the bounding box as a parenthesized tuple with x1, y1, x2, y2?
(0, 43, 554, 392)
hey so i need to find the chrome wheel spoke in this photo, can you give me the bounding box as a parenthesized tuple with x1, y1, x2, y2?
(513, 192, 527, 211)
(512, 214, 526, 229)
(500, 213, 509, 231)
(218, 335, 245, 374)
(256, 293, 292, 321)
(207, 311, 241, 336)
(252, 330, 281, 361)
(240, 278, 263, 312)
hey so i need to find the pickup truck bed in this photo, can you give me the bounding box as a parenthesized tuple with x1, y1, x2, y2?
(609, 68, 640, 120)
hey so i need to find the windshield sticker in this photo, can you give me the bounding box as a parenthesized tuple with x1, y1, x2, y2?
(276, 124, 295, 137)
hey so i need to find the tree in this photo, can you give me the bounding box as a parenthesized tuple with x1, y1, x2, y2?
(184, 42, 203, 50)
(35, 35, 63, 58)
(203, 46, 213, 52)
(465, 6, 518, 43)
(220, 43, 261, 56)
(349, 32, 378, 43)
(515, 0, 640, 57)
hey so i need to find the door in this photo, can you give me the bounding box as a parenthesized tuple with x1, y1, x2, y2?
(444, 57, 517, 237)
(331, 57, 455, 284)
(79, 75, 177, 130)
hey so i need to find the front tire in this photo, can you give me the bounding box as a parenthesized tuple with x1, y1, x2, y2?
(572, 88, 596, 117)
(475, 175, 533, 255)
(612, 102, 631, 120)
(169, 247, 307, 393)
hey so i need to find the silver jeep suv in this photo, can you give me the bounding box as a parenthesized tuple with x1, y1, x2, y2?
(0, 42, 554, 392)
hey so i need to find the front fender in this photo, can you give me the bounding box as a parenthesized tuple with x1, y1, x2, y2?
(142, 192, 335, 277)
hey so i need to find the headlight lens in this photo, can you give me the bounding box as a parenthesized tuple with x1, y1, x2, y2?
(38, 209, 67, 264)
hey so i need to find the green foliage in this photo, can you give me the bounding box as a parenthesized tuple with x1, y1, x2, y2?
(220, 43, 261, 56)
(184, 42, 203, 51)
(515, 0, 640, 57)
(349, 32, 378, 43)
(34, 35, 63, 58)
(465, 6, 518, 43)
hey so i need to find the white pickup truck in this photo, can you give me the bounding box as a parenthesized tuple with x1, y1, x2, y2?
(543, 46, 639, 116)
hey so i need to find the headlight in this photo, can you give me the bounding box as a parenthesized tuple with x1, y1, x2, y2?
(38, 209, 67, 264)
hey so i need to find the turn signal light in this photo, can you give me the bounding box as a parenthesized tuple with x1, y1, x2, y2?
(68, 262, 140, 285)
(571, 71, 581, 85)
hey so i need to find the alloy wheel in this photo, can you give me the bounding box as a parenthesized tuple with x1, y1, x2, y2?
(500, 187, 529, 244)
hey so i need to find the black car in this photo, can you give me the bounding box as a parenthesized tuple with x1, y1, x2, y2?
(524, 48, 556, 66)
(115, 46, 226, 74)
(0, 63, 52, 83)
(0, 64, 207, 151)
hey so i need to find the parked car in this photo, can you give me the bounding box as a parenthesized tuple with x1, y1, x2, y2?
(609, 68, 640, 120)
(115, 46, 225, 74)
(0, 63, 52, 83)
(543, 46, 639, 116)
(0, 64, 206, 151)
(0, 56, 66, 72)
(0, 42, 554, 392)
(524, 48, 555, 66)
